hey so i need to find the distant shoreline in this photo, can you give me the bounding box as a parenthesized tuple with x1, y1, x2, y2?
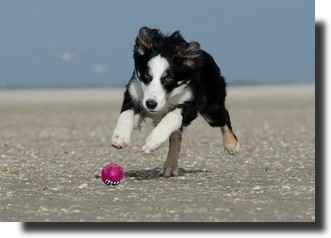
(0, 84, 314, 105)
(0, 81, 314, 91)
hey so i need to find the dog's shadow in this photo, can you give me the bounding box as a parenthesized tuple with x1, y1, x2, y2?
(124, 167, 209, 180)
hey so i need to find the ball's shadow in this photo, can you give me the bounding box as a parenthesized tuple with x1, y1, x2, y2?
(124, 167, 208, 180)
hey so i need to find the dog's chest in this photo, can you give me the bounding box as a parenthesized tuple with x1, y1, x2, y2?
(142, 103, 175, 125)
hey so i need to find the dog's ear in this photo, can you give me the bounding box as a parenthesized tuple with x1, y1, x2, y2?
(169, 30, 184, 41)
(134, 27, 162, 56)
(175, 41, 201, 69)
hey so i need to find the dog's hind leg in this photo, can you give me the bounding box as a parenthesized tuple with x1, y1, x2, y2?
(220, 110, 239, 155)
(221, 123, 239, 155)
(159, 130, 182, 177)
(202, 107, 239, 155)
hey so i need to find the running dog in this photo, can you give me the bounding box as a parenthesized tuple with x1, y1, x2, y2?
(112, 27, 239, 177)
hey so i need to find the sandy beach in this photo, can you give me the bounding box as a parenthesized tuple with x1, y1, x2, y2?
(0, 85, 315, 222)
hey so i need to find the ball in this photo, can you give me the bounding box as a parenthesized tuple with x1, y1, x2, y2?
(101, 163, 124, 186)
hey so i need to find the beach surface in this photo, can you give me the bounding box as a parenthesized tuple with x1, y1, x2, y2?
(0, 85, 315, 222)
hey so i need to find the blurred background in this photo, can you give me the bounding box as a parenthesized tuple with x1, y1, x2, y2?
(0, 0, 314, 89)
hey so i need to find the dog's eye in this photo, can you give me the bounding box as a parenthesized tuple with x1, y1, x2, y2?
(144, 73, 152, 79)
(163, 75, 173, 83)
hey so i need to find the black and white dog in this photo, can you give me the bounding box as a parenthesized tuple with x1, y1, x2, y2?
(112, 27, 239, 177)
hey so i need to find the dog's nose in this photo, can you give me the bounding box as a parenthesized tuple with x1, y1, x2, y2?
(146, 99, 158, 110)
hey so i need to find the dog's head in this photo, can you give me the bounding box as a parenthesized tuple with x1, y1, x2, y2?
(133, 27, 201, 113)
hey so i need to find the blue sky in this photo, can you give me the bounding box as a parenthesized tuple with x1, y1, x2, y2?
(0, 0, 314, 88)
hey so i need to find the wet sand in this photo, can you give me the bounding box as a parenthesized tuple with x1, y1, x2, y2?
(0, 85, 315, 222)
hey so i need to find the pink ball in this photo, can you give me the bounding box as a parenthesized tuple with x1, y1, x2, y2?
(101, 163, 124, 186)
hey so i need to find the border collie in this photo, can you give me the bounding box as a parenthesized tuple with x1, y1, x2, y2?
(112, 27, 239, 177)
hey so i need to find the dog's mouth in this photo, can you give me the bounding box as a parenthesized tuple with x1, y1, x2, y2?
(144, 108, 159, 114)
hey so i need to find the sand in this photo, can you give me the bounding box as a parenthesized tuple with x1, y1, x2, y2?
(0, 85, 315, 222)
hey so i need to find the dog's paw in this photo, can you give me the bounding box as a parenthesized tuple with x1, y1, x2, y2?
(159, 167, 179, 177)
(224, 140, 240, 155)
(111, 131, 131, 149)
(141, 132, 165, 154)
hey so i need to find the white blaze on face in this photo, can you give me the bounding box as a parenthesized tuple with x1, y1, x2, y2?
(142, 55, 169, 112)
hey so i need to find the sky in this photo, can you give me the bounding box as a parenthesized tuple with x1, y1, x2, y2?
(0, 0, 314, 88)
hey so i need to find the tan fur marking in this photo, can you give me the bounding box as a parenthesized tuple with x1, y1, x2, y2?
(221, 125, 239, 155)
(160, 131, 182, 177)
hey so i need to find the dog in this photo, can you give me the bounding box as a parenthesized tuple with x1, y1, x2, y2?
(112, 27, 239, 177)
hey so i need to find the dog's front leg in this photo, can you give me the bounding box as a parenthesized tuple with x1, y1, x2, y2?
(112, 110, 134, 149)
(142, 108, 182, 154)
(159, 130, 182, 177)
